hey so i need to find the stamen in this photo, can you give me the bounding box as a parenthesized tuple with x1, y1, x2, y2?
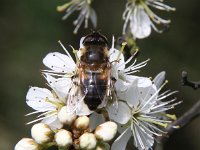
(163, 113, 177, 120)
(58, 41, 74, 62)
(25, 110, 44, 116)
(70, 45, 79, 63)
(137, 117, 168, 128)
(157, 91, 178, 100)
(172, 125, 180, 129)
(26, 112, 56, 125)
(138, 120, 163, 136)
(116, 42, 127, 62)
(62, 4, 78, 20)
(37, 110, 57, 118)
(142, 120, 167, 134)
(57, 2, 73, 12)
(117, 50, 139, 68)
(138, 80, 168, 112)
(150, 98, 177, 110)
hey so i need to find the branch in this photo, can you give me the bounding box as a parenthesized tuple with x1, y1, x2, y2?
(181, 71, 200, 90)
(155, 100, 200, 150)
(165, 100, 200, 136)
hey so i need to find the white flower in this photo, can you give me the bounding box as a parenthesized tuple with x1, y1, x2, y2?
(55, 129, 73, 148)
(15, 138, 39, 150)
(26, 86, 64, 130)
(123, 0, 175, 39)
(109, 77, 181, 150)
(31, 123, 53, 144)
(89, 112, 105, 131)
(42, 41, 92, 116)
(109, 37, 149, 91)
(42, 41, 76, 77)
(57, 0, 97, 34)
(26, 63, 78, 128)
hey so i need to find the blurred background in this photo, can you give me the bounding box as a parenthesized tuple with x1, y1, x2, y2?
(0, 0, 200, 149)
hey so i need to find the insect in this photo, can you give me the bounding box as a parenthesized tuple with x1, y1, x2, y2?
(68, 31, 117, 111)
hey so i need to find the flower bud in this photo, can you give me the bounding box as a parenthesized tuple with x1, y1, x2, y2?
(31, 123, 53, 144)
(96, 142, 110, 150)
(94, 121, 117, 142)
(15, 138, 39, 150)
(55, 129, 73, 148)
(79, 133, 97, 150)
(58, 106, 77, 125)
(74, 116, 89, 130)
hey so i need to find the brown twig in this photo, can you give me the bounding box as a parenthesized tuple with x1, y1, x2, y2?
(155, 100, 200, 150)
(181, 71, 200, 90)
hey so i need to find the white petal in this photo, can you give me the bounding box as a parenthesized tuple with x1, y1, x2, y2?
(111, 65, 119, 80)
(42, 115, 57, 125)
(123, 75, 139, 83)
(130, 7, 151, 39)
(107, 101, 131, 124)
(111, 127, 132, 150)
(115, 78, 130, 93)
(153, 71, 166, 88)
(89, 112, 105, 131)
(26, 87, 56, 111)
(76, 101, 93, 116)
(124, 78, 157, 108)
(42, 116, 63, 130)
(44, 74, 71, 102)
(43, 52, 76, 73)
(133, 125, 154, 150)
(109, 47, 125, 70)
(137, 77, 152, 88)
(124, 80, 140, 107)
(79, 37, 85, 49)
(90, 8, 97, 28)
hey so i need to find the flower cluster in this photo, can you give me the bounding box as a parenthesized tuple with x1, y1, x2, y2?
(57, 0, 175, 39)
(15, 33, 180, 150)
(15, 117, 116, 150)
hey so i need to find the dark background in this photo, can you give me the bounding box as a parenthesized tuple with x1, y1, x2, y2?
(0, 0, 199, 149)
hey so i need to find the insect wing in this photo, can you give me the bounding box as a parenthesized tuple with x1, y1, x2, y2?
(66, 73, 89, 114)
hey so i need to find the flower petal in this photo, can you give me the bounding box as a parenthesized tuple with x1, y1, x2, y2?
(26, 87, 56, 111)
(133, 125, 154, 150)
(130, 6, 151, 39)
(89, 112, 105, 131)
(124, 79, 157, 109)
(76, 101, 93, 116)
(90, 8, 97, 28)
(153, 71, 166, 88)
(42, 116, 63, 130)
(43, 52, 76, 73)
(44, 74, 71, 102)
(107, 101, 131, 124)
(137, 77, 152, 88)
(109, 40, 125, 71)
(111, 127, 132, 150)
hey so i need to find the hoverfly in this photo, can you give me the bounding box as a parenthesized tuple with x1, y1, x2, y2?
(67, 31, 118, 111)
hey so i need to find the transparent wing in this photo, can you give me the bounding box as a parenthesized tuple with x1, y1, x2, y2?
(66, 74, 88, 113)
(99, 73, 118, 110)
